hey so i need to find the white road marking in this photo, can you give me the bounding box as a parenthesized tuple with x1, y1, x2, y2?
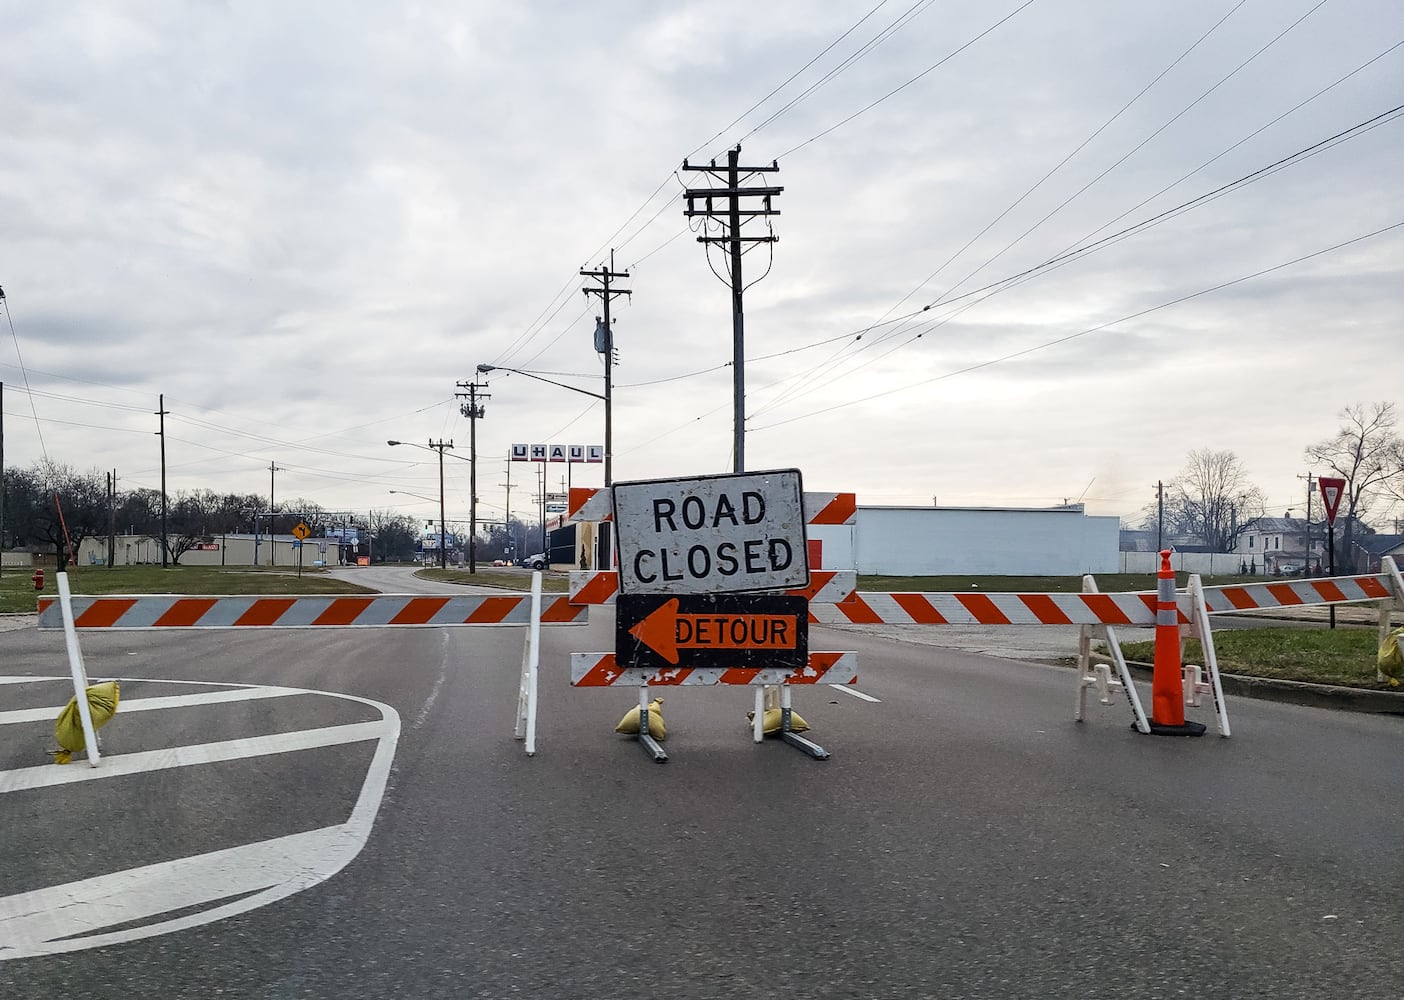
(830, 683, 881, 702)
(0, 720, 390, 794)
(0, 684, 305, 727)
(0, 678, 401, 960)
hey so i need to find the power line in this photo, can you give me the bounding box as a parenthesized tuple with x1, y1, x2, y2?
(748, 220, 1404, 431)
(775, 0, 1038, 157)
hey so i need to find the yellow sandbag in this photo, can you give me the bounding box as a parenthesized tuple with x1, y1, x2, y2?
(615, 698, 666, 740)
(1379, 627, 1403, 687)
(746, 707, 809, 735)
(53, 681, 120, 764)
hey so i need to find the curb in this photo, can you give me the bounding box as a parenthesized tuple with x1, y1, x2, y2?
(1121, 659, 1404, 716)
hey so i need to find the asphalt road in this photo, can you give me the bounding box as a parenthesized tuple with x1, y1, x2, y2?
(1, 576, 1400, 999)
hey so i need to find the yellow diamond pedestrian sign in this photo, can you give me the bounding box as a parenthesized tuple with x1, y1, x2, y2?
(292, 522, 311, 540)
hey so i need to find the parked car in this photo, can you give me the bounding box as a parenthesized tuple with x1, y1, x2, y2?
(518, 553, 548, 570)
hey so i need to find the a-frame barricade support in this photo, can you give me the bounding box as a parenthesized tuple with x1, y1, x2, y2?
(513, 571, 543, 756)
(1184, 575, 1230, 737)
(1379, 557, 1404, 683)
(1075, 574, 1150, 734)
(56, 572, 102, 767)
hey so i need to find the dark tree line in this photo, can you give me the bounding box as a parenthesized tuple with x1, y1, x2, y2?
(1, 460, 534, 566)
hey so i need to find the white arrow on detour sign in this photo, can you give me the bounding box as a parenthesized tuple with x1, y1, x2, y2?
(0, 677, 400, 960)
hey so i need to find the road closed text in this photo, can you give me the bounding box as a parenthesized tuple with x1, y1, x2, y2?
(612, 470, 809, 596)
(633, 536, 795, 585)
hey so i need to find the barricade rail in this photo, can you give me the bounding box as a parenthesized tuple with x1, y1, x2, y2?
(37, 593, 587, 630)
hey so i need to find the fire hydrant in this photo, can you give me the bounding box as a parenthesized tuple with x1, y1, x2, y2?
(32, 568, 44, 591)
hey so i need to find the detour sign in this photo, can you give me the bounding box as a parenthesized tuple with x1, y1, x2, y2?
(617, 594, 809, 672)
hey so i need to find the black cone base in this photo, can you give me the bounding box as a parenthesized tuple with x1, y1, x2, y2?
(1138, 719, 1208, 737)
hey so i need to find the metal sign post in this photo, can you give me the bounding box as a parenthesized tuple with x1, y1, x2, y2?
(1320, 476, 1346, 629)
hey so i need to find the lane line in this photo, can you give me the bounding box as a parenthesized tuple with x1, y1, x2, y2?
(0, 721, 390, 794)
(0, 684, 401, 960)
(830, 684, 881, 702)
(0, 685, 306, 727)
(0, 825, 356, 950)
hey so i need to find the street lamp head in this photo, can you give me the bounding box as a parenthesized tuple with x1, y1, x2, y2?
(387, 440, 401, 447)
(476, 364, 495, 374)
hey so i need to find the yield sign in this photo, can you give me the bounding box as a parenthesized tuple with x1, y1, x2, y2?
(1319, 477, 1346, 525)
(616, 594, 808, 672)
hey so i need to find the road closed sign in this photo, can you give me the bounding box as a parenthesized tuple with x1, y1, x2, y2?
(611, 469, 809, 595)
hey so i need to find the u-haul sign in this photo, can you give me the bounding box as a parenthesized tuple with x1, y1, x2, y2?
(611, 469, 809, 596)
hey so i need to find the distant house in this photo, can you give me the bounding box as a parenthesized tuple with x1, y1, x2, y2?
(1351, 534, 1404, 574)
(1235, 517, 1321, 575)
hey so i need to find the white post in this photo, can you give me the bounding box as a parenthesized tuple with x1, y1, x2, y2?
(1188, 575, 1230, 738)
(1379, 557, 1403, 684)
(1080, 573, 1149, 733)
(525, 570, 542, 755)
(56, 572, 101, 766)
(753, 687, 765, 743)
(1075, 575, 1096, 722)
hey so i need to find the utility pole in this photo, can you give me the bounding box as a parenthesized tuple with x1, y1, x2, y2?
(455, 380, 490, 574)
(682, 144, 781, 474)
(0, 380, 5, 580)
(538, 463, 547, 559)
(581, 251, 630, 569)
(1156, 480, 1164, 553)
(1298, 472, 1316, 573)
(502, 456, 516, 562)
(579, 252, 630, 489)
(268, 461, 282, 566)
(428, 440, 453, 570)
(157, 394, 169, 568)
(107, 470, 117, 568)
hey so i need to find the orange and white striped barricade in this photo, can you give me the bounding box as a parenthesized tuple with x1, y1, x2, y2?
(1198, 558, 1402, 684)
(37, 592, 587, 630)
(811, 585, 1212, 734)
(37, 577, 585, 761)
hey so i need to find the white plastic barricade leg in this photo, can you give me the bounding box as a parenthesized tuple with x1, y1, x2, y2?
(56, 572, 102, 767)
(1380, 558, 1404, 683)
(1186, 575, 1230, 737)
(514, 572, 543, 756)
(1075, 574, 1150, 734)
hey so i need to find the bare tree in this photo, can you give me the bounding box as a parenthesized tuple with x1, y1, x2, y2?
(1161, 449, 1265, 550)
(10, 461, 108, 566)
(1305, 402, 1404, 569)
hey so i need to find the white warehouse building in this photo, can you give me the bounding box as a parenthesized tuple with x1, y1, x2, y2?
(809, 504, 1121, 576)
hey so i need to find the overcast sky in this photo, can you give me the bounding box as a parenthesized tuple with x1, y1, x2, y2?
(2, 0, 1400, 532)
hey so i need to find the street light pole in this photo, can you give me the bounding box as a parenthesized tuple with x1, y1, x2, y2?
(476, 361, 611, 567)
(387, 439, 454, 570)
(454, 380, 490, 574)
(437, 441, 447, 570)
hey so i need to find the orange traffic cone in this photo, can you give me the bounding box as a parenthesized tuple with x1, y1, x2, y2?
(1145, 550, 1206, 737)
